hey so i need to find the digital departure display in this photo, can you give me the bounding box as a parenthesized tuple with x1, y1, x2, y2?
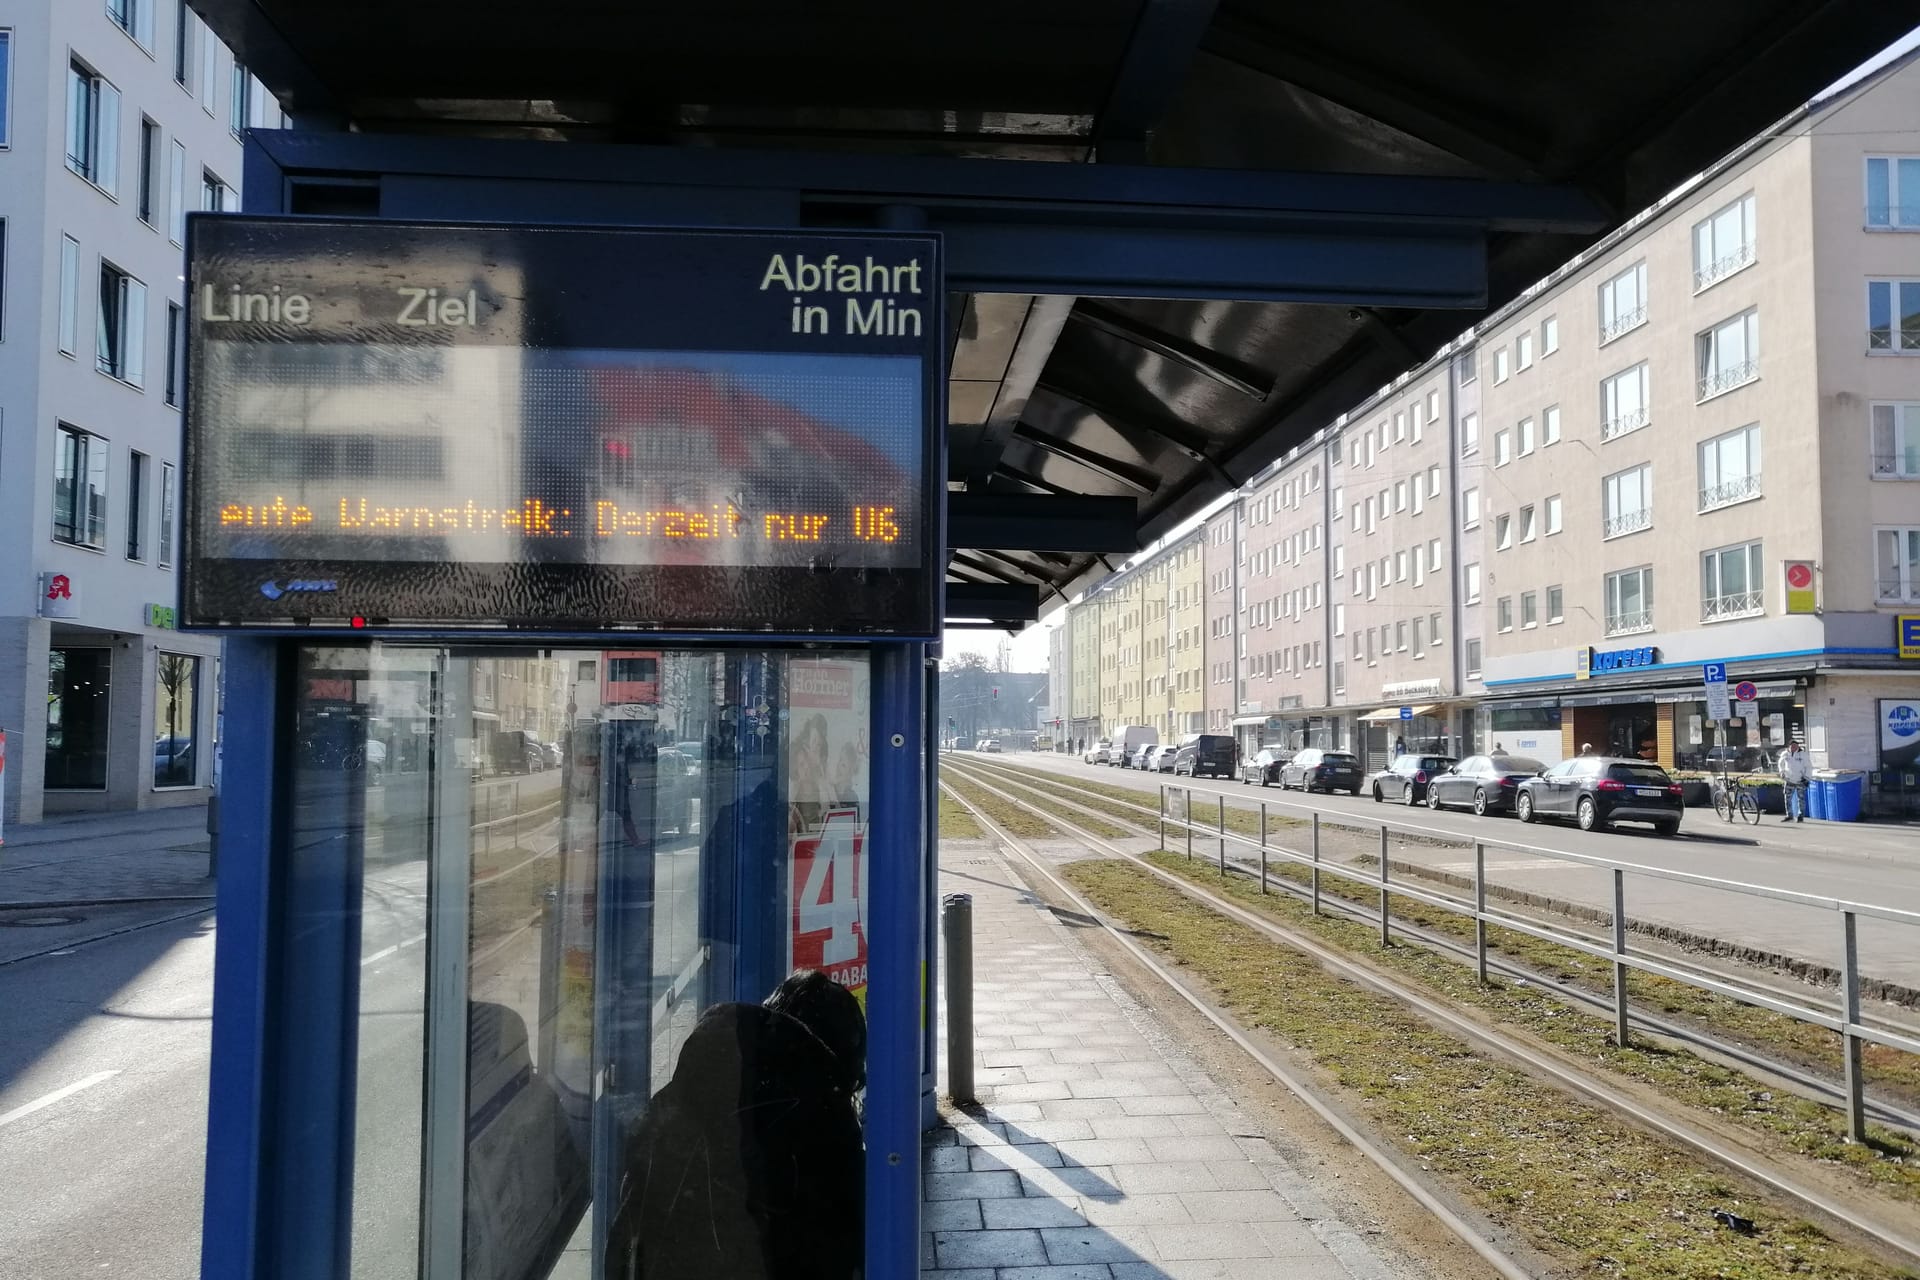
(182, 218, 941, 634)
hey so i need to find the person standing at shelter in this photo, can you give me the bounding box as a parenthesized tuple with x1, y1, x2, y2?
(1779, 740, 1811, 822)
(1392, 736, 1407, 759)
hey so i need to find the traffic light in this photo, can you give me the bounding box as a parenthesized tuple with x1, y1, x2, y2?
(991, 686, 998, 700)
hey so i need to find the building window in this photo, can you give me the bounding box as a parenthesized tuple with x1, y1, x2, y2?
(1428, 465, 1441, 499)
(54, 423, 110, 548)
(58, 235, 80, 355)
(0, 218, 7, 342)
(200, 25, 217, 113)
(1598, 261, 1648, 343)
(1395, 550, 1408, 582)
(1518, 417, 1536, 456)
(1465, 639, 1482, 678)
(1521, 591, 1538, 628)
(1496, 596, 1513, 632)
(1865, 157, 1920, 229)
(1699, 422, 1763, 510)
(127, 450, 149, 559)
(1876, 527, 1920, 602)
(1495, 513, 1512, 550)
(0, 30, 11, 147)
(1457, 352, 1477, 386)
(1546, 585, 1564, 624)
(1462, 487, 1480, 529)
(1393, 620, 1406, 652)
(1872, 402, 1920, 478)
(1428, 538, 1442, 571)
(1692, 192, 1757, 290)
(1605, 566, 1653, 635)
(1411, 483, 1424, 516)
(97, 261, 147, 385)
(1702, 541, 1764, 621)
(1868, 279, 1920, 353)
(1461, 412, 1479, 455)
(1519, 504, 1537, 543)
(1541, 315, 1559, 355)
(1394, 411, 1406, 442)
(202, 169, 230, 211)
(154, 654, 201, 787)
(1697, 309, 1759, 399)
(1494, 348, 1510, 383)
(1543, 404, 1561, 445)
(1516, 331, 1534, 371)
(137, 118, 160, 224)
(46, 648, 112, 791)
(108, 0, 153, 47)
(1494, 429, 1512, 467)
(1601, 363, 1650, 440)
(165, 302, 184, 405)
(66, 60, 120, 194)
(230, 61, 250, 135)
(168, 141, 187, 244)
(1603, 463, 1652, 539)
(174, 1, 191, 86)
(1464, 562, 1482, 604)
(1545, 494, 1563, 534)
(1426, 389, 1440, 423)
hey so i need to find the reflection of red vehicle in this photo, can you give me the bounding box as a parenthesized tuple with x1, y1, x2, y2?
(602, 651, 661, 712)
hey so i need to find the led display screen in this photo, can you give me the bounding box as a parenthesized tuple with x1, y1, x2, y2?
(182, 217, 940, 634)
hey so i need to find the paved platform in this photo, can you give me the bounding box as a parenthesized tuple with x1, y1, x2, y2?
(927, 833, 1409, 1280)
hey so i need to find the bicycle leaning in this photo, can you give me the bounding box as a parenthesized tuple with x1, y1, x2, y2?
(1710, 771, 1763, 824)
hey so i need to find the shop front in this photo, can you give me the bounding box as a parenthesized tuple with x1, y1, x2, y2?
(1351, 681, 1473, 770)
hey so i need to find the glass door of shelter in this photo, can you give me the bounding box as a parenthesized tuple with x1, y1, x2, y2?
(286, 643, 874, 1280)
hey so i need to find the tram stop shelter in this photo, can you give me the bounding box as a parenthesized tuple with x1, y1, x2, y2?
(179, 4, 1911, 1279)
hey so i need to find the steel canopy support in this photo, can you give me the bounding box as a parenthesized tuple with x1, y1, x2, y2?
(948, 493, 1139, 554)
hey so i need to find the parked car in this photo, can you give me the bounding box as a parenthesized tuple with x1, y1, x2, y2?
(979, 738, 1003, 753)
(541, 740, 564, 769)
(1240, 747, 1293, 787)
(1367, 754, 1456, 805)
(1112, 725, 1158, 766)
(1143, 743, 1178, 772)
(1426, 755, 1545, 816)
(1171, 733, 1237, 778)
(1514, 757, 1683, 834)
(1278, 748, 1363, 794)
(1084, 739, 1114, 765)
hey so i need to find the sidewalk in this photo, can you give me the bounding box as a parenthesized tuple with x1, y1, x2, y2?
(0, 804, 213, 907)
(927, 833, 1408, 1280)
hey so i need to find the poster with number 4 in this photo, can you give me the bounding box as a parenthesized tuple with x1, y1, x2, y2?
(790, 808, 868, 1004)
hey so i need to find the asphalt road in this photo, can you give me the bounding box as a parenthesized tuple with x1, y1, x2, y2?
(959, 752, 1920, 990)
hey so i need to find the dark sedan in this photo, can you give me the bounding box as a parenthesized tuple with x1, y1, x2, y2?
(1367, 754, 1455, 805)
(1240, 748, 1292, 787)
(1515, 757, 1683, 834)
(1278, 748, 1363, 795)
(1426, 755, 1545, 816)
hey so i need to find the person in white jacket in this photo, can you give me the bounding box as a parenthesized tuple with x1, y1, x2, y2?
(1778, 741, 1811, 822)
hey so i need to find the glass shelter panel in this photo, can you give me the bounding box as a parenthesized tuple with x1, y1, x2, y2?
(291, 644, 873, 1280)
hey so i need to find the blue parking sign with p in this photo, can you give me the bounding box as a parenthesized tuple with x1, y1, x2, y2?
(1703, 662, 1727, 684)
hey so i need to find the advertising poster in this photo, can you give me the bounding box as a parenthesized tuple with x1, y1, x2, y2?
(1880, 700, 1920, 776)
(786, 658, 871, 1004)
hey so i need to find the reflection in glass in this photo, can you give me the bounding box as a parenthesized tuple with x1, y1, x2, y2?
(153, 653, 199, 787)
(45, 647, 112, 789)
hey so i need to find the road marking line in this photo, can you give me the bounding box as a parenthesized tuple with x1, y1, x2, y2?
(1433, 857, 1576, 873)
(0, 1070, 120, 1129)
(362, 931, 429, 967)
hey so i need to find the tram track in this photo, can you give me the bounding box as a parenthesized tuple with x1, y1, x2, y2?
(939, 757, 1920, 1271)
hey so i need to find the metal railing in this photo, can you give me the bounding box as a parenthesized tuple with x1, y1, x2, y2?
(1868, 326, 1920, 352)
(1604, 608, 1653, 636)
(1599, 306, 1647, 344)
(1602, 507, 1651, 538)
(1157, 782, 1920, 1142)
(1872, 450, 1918, 478)
(1697, 359, 1759, 400)
(1693, 241, 1756, 291)
(1601, 406, 1648, 440)
(1698, 473, 1762, 511)
(1702, 589, 1765, 622)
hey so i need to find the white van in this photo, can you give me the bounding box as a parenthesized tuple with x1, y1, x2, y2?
(1112, 725, 1158, 766)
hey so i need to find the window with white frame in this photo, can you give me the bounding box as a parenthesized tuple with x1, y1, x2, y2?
(1519, 504, 1537, 542)
(1429, 611, 1443, 644)
(67, 60, 120, 193)
(1428, 538, 1442, 571)
(1598, 261, 1647, 342)
(1518, 416, 1535, 456)
(1395, 550, 1407, 582)
(1692, 192, 1757, 290)
(1427, 465, 1440, 499)
(174, 2, 192, 86)
(1395, 621, 1407, 652)
(1698, 422, 1762, 510)
(109, 0, 154, 47)
(1494, 347, 1510, 382)
(96, 262, 146, 385)
(1461, 412, 1479, 455)
(1464, 562, 1481, 604)
(1868, 279, 1920, 353)
(1412, 405, 1425, 444)
(1865, 157, 1920, 230)
(0, 30, 11, 147)
(1542, 404, 1561, 445)
(1458, 352, 1477, 386)
(1496, 596, 1513, 632)
(1701, 540, 1764, 621)
(1465, 638, 1482, 677)
(1603, 463, 1652, 538)
(1411, 483, 1424, 515)
(1878, 527, 1920, 602)
(1394, 480, 1407, 512)
(1462, 487, 1480, 529)
(137, 118, 160, 225)
(168, 141, 187, 244)
(1413, 616, 1425, 654)
(1697, 309, 1759, 398)
(1521, 591, 1538, 628)
(1546, 585, 1564, 624)
(1334, 603, 1345, 635)
(1545, 494, 1562, 535)
(159, 461, 175, 566)
(1872, 403, 1920, 478)
(1601, 362, 1650, 439)
(1516, 331, 1534, 370)
(1426, 389, 1440, 423)
(1333, 544, 1344, 576)
(127, 450, 149, 560)
(54, 423, 110, 548)
(165, 303, 183, 406)
(58, 235, 80, 356)
(1495, 513, 1512, 550)
(1394, 410, 1406, 442)
(1494, 429, 1511, 466)
(1541, 315, 1559, 356)
(1605, 565, 1653, 635)
(202, 169, 230, 211)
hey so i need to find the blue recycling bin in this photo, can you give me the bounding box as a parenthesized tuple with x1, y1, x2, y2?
(1807, 779, 1829, 821)
(1829, 774, 1864, 822)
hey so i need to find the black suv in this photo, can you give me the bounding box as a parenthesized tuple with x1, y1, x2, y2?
(1172, 733, 1236, 778)
(1514, 757, 1683, 834)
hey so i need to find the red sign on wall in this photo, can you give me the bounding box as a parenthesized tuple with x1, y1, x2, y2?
(789, 808, 867, 1002)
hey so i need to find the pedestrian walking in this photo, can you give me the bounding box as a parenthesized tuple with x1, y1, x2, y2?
(1392, 736, 1407, 759)
(1778, 741, 1811, 822)
(1493, 741, 1507, 755)
(1579, 742, 1594, 756)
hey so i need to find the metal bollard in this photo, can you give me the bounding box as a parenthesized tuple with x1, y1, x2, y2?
(1310, 812, 1322, 915)
(1217, 794, 1227, 875)
(942, 893, 975, 1106)
(1258, 803, 1268, 894)
(1611, 869, 1630, 1047)
(1473, 842, 1488, 984)
(1378, 826, 1391, 946)
(1841, 910, 1865, 1142)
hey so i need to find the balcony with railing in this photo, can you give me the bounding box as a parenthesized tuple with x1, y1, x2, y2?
(1702, 590, 1765, 622)
(1697, 359, 1758, 401)
(1604, 609, 1654, 636)
(1698, 472, 1762, 511)
(1601, 406, 1649, 440)
(1599, 306, 1648, 345)
(1693, 241, 1757, 291)
(1603, 507, 1652, 538)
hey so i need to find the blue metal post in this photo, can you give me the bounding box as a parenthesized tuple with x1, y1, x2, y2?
(922, 647, 941, 1130)
(866, 641, 924, 1279)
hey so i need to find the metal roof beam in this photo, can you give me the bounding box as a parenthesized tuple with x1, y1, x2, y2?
(944, 582, 1040, 624)
(1068, 301, 1273, 398)
(1008, 424, 1160, 493)
(1092, 0, 1223, 163)
(949, 494, 1139, 555)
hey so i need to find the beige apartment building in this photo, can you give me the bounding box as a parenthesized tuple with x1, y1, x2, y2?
(1203, 505, 1239, 733)
(1229, 446, 1335, 756)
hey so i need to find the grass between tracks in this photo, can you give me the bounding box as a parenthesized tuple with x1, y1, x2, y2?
(942, 775, 1063, 839)
(971, 762, 1312, 838)
(938, 794, 984, 840)
(1064, 856, 1920, 1280)
(943, 767, 1133, 841)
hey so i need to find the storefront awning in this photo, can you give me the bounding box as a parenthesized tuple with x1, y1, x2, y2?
(1230, 713, 1272, 727)
(1357, 703, 1441, 722)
